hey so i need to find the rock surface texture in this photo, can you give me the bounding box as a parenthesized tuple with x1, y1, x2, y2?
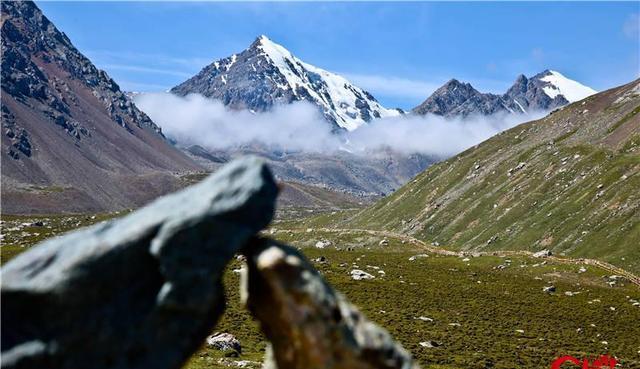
(1, 157, 277, 369)
(171, 35, 400, 131)
(1, 0, 200, 214)
(243, 238, 420, 369)
(1, 157, 418, 369)
(412, 70, 596, 118)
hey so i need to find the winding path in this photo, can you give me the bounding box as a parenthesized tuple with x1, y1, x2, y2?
(272, 227, 640, 287)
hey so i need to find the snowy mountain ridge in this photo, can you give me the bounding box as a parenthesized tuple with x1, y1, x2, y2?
(413, 69, 597, 118)
(171, 35, 400, 131)
(537, 70, 597, 103)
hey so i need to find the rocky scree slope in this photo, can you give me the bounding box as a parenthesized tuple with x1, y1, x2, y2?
(1, 1, 201, 214)
(171, 35, 401, 131)
(413, 70, 596, 118)
(338, 80, 640, 273)
(184, 144, 435, 197)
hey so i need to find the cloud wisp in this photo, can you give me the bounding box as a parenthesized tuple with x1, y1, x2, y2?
(134, 92, 545, 158)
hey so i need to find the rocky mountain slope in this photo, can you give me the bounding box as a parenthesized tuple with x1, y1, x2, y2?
(413, 70, 596, 118)
(184, 144, 435, 197)
(1, 0, 201, 214)
(332, 79, 640, 272)
(171, 35, 400, 131)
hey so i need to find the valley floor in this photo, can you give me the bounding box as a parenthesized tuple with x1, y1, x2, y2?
(1, 212, 638, 369)
(189, 228, 640, 369)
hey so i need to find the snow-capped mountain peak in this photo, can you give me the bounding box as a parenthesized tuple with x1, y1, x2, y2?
(413, 69, 598, 118)
(171, 35, 399, 131)
(536, 70, 597, 102)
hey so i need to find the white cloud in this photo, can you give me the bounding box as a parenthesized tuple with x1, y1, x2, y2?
(623, 13, 639, 39)
(348, 111, 545, 157)
(134, 93, 338, 152)
(343, 73, 442, 100)
(134, 92, 546, 158)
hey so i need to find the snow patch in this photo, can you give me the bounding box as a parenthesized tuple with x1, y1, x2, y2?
(255, 35, 399, 130)
(539, 70, 597, 103)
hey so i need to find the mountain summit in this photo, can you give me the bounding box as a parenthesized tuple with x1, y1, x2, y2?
(171, 35, 400, 131)
(413, 70, 597, 118)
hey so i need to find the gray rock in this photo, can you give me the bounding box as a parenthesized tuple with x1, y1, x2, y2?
(0, 156, 278, 369)
(412, 70, 572, 118)
(533, 249, 552, 258)
(418, 341, 440, 348)
(408, 254, 429, 261)
(242, 238, 420, 369)
(314, 240, 331, 249)
(350, 269, 376, 281)
(206, 333, 242, 354)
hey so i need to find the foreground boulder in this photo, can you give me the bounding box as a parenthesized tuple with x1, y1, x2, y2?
(243, 238, 420, 369)
(1, 157, 278, 369)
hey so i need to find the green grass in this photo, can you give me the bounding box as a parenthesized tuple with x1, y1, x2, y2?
(184, 230, 640, 369)
(0, 212, 127, 263)
(3, 213, 639, 369)
(310, 135, 640, 274)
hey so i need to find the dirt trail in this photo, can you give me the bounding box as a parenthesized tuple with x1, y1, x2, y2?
(273, 227, 640, 287)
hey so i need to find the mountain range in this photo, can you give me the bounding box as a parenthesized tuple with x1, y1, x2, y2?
(170, 36, 596, 125)
(412, 70, 597, 118)
(0, 1, 614, 216)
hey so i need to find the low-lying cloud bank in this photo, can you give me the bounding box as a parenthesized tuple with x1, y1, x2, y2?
(134, 93, 546, 157)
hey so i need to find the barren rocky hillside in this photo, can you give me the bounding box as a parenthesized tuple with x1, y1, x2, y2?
(1, 1, 201, 214)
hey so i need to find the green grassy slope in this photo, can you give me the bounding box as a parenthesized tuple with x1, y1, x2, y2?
(316, 80, 640, 273)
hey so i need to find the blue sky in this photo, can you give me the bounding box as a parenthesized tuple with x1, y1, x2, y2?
(37, 1, 639, 109)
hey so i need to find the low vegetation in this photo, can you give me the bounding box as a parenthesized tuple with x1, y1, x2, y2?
(185, 230, 640, 369)
(2, 213, 638, 369)
(301, 83, 640, 275)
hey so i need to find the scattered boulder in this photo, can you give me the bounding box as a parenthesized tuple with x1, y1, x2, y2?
(415, 316, 434, 322)
(206, 333, 242, 354)
(313, 256, 328, 264)
(409, 254, 429, 261)
(543, 286, 556, 293)
(419, 341, 440, 348)
(217, 358, 261, 368)
(379, 239, 389, 246)
(533, 249, 552, 258)
(350, 269, 376, 280)
(315, 240, 331, 249)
